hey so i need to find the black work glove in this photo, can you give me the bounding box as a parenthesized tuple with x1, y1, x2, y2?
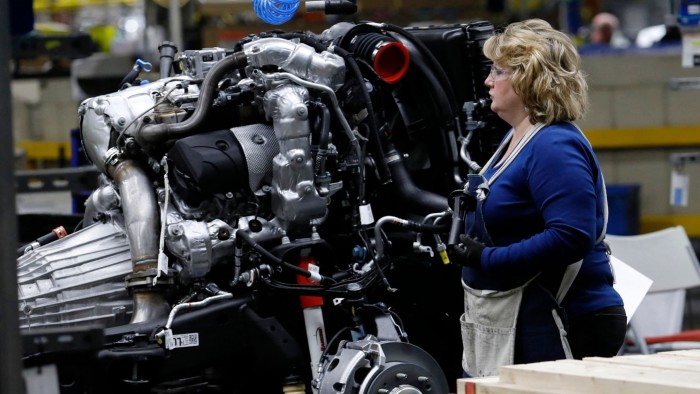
(449, 234, 485, 266)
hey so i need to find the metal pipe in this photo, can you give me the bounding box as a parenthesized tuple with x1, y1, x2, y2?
(136, 52, 248, 144)
(0, 0, 23, 390)
(108, 159, 169, 323)
(168, 0, 184, 52)
(164, 292, 232, 331)
(374, 216, 408, 263)
(108, 160, 159, 270)
(243, 38, 345, 89)
(131, 291, 171, 324)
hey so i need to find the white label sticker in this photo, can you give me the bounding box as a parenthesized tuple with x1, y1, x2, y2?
(167, 333, 200, 349)
(158, 252, 169, 276)
(307, 263, 321, 282)
(359, 204, 374, 225)
(307, 263, 320, 275)
(23, 364, 60, 394)
(154, 252, 169, 285)
(671, 169, 690, 207)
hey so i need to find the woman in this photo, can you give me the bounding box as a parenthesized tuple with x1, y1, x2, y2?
(454, 19, 626, 377)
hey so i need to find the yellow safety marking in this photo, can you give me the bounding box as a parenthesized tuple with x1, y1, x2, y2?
(641, 214, 700, 237)
(16, 140, 72, 161)
(34, 0, 135, 11)
(584, 126, 700, 149)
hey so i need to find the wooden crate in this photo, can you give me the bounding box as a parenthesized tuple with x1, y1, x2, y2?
(458, 350, 700, 394)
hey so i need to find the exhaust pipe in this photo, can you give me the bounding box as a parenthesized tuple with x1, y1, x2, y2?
(108, 159, 170, 323)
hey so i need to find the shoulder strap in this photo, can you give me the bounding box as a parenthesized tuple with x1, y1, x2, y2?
(480, 122, 546, 187)
(556, 261, 581, 304)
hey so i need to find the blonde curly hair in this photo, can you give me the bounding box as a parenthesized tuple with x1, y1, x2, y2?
(483, 19, 588, 125)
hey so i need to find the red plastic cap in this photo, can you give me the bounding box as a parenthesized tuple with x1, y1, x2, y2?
(373, 41, 410, 84)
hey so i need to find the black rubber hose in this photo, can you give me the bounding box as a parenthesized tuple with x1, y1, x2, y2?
(236, 230, 336, 285)
(346, 28, 453, 164)
(390, 50, 454, 164)
(384, 144, 448, 214)
(316, 104, 331, 150)
(309, 101, 331, 176)
(17, 226, 66, 257)
(158, 41, 178, 79)
(358, 123, 370, 204)
(333, 46, 391, 184)
(383, 23, 460, 120)
(384, 24, 466, 174)
(136, 51, 249, 144)
(335, 22, 459, 134)
(118, 68, 140, 90)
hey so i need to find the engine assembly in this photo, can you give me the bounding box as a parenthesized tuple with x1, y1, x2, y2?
(18, 20, 508, 394)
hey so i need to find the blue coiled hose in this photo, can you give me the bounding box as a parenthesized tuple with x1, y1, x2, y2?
(253, 0, 300, 25)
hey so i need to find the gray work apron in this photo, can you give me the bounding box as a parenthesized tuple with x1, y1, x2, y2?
(460, 122, 606, 377)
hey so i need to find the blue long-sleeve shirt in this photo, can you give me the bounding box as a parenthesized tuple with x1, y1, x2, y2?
(463, 122, 623, 319)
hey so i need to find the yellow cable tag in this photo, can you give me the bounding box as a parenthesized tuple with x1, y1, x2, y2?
(439, 249, 450, 265)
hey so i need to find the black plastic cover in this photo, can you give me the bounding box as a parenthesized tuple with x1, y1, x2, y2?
(168, 129, 249, 205)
